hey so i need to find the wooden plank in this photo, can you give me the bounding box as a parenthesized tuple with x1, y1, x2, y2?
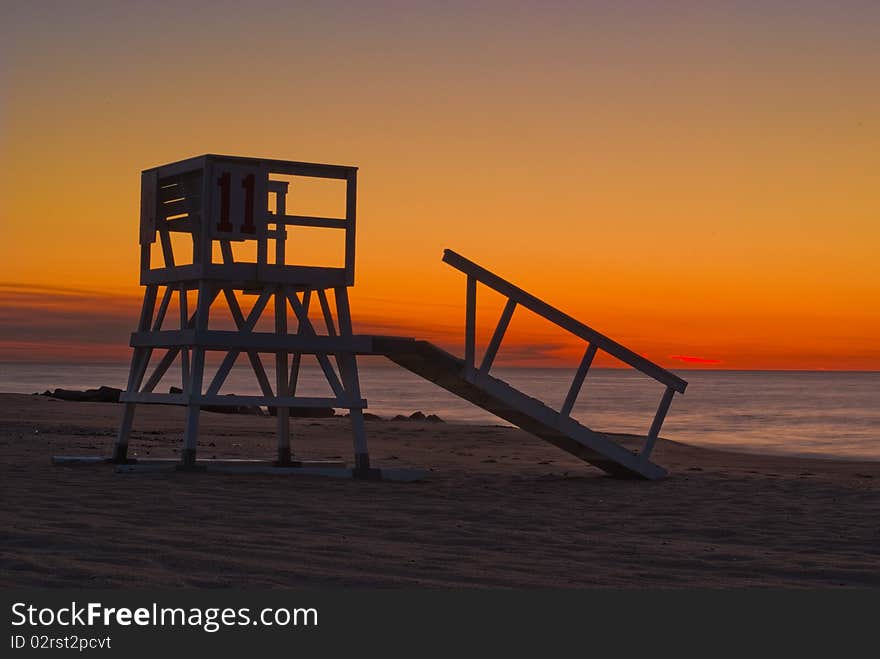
(139, 170, 158, 245)
(160, 197, 195, 217)
(275, 285, 290, 461)
(121, 287, 160, 454)
(143, 155, 206, 178)
(375, 338, 666, 480)
(257, 230, 268, 266)
(286, 292, 346, 398)
(124, 458, 345, 468)
(194, 161, 211, 266)
(220, 239, 234, 264)
(479, 299, 516, 374)
(181, 281, 211, 464)
(52, 456, 113, 465)
(268, 180, 289, 194)
(223, 287, 272, 332)
(130, 330, 372, 353)
(127, 346, 153, 394)
(137, 285, 159, 333)
(164, 217, 195, 233)
(205, 350, 239, 396)
(345, 171, 357, 285)
(223, 288, 246, 328)
(140, 242, 152, 273)
(131, 329, 193, 347)
(143, 262, 349, 288)
(203, 155, 355, 180)
(220, 275, 275, 401)
(222, 286, 281, 396)
(560, 343, 598, 418)
(334, 286, 369, 467)
(642, 386, 676, 460)
(275, 215, 346, 229)
(158, 228, 175, 268)
(179, 287, 190, 388)
(121, 391, 185, 404)
(141, 348, 180, 393)
(246, 351, 276, 399)
(115, 464, 425, 481)
(299, 290, 312, 321)
(140, 288, 220, 393)
(254, 264, 348, 287)
(442, 250, 687, 394)
(245, 289, 272, 330)
(177, 286, 189, 329)
(317, 289, 337, 336)
(289, 352, 303, 396)
(141, 264, 203, 285)
(274, 183, 287, 266)
(152, 285, 173, 331)
(464, 275, 476, 377)
(288, 290, 311, 396)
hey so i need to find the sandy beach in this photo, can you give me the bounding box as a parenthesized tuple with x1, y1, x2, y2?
(1, 392, 877, 588)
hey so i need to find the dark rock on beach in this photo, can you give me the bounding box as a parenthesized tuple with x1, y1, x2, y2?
(268, 405, 336, 418)
(37, 386, 440, 423)
(41, 386, 122, 403)
(390, 411, 444, 423)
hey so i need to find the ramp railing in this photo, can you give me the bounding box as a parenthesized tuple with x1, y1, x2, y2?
(442, 249, 687, 461)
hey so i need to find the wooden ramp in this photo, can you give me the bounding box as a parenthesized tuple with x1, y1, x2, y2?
(365, 250, 688, 481)
(373, 337, 666, 480)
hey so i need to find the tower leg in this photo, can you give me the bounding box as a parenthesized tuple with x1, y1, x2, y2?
(275, 285, 291, 466)
(114, 346, 151, 461)
(334, 287, 373, 477)
(114, 346, 148, 462)
(181, 401, 201, 468)
(181, 345, 205, 469)
(180, 282, 211, 469)
(339, 351, 370, 473)
(113, 403, 136, 463)
(113, 285, 158, 463)
(350, 406, 370, 471)
(276, 409, 291, 465)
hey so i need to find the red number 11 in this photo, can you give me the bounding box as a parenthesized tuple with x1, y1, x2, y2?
(216, 171, 256, 234)
(241, 173, 256, 234)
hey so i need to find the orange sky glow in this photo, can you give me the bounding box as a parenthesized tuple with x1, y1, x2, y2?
(1, 2, 878, 370)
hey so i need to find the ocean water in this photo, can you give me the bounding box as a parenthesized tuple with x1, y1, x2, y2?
(1, 360, 877, 461)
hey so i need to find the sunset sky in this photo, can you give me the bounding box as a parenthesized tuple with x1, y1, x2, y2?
(2, 1, 878, 369)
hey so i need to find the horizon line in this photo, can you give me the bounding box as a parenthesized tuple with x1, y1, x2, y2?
(0, 358, 876, 375)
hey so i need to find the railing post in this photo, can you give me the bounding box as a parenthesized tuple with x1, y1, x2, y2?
(464, 275, 476, 379)
(642, 385, 675, 460)
(560, 343, 597, 418)
(442, 250, 688, 395)
(275, 284, 291, 465)
(479, 299, 516, 374)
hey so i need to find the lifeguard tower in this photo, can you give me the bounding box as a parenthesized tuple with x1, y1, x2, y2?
(113, 154, 375, 474)
(99, 153, 689, 481)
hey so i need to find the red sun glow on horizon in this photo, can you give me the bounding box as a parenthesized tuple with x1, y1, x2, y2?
(669, 355, 723, 365)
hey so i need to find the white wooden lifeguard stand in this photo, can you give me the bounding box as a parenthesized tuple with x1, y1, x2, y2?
(89, 153, 690, 481)
(113, 155, 374, 474)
